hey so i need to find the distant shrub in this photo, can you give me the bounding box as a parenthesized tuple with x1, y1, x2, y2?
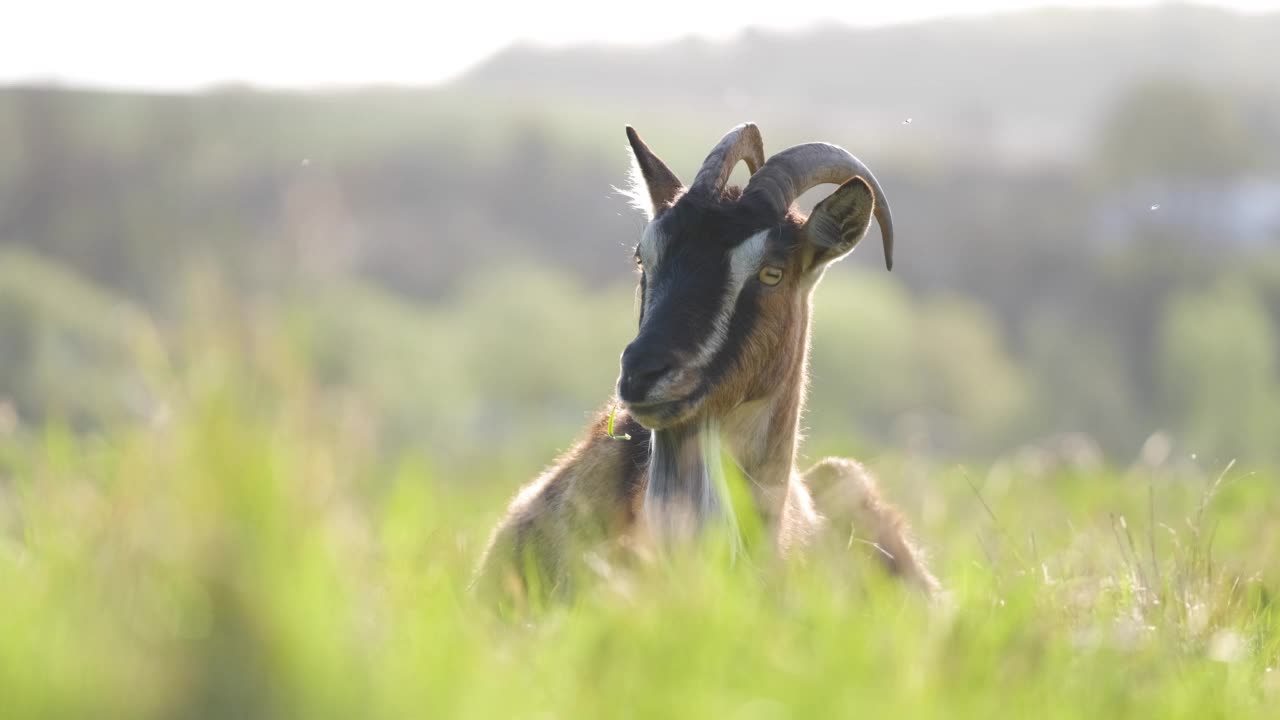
(0, 248, 158, 429)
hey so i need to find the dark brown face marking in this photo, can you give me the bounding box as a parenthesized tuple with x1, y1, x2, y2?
(618, 189, 809, 429)
(618, 132, 883, 431)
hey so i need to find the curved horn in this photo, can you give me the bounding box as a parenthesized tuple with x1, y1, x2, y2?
(688, 123, 765, 199)
(743, 143, 896, 270)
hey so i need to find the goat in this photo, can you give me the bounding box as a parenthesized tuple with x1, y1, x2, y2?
(473, 123, 939, 606)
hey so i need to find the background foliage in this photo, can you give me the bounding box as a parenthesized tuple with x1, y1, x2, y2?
(4, 6, 1280, 467)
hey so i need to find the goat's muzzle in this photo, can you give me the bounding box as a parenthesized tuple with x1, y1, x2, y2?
(617, 340, 677, 405)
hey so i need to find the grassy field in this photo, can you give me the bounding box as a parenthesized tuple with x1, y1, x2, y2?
(1, 352, 1278, 720)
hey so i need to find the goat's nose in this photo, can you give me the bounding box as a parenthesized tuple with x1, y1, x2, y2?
(618, 341, 675, 403)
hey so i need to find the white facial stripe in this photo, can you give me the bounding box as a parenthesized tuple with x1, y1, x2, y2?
(728, 229, 769, 294)
(691, 229, 769, 367)
(638, 222, 665, 272)
(638, 222, 667, 319)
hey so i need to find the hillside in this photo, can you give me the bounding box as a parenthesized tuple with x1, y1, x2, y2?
(455, 4, 1280, 159)
(1, 3, 1278, 463)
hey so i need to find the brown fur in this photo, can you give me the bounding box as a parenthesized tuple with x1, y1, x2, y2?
(472, 131, 938, 609)
(473, 274, 938, 605)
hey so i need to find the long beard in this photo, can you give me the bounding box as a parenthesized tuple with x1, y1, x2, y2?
(644, 420, 742, 553)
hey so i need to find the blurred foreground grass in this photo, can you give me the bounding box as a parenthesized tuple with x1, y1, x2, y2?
(1, 315, 1278, 719)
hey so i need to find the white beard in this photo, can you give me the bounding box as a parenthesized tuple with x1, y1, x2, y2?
(643, 419, 742, 555)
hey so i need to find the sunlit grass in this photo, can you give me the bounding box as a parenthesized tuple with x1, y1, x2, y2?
(1, 340, 1277, 719)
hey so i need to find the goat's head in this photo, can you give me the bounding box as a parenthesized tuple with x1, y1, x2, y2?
(617, 123, 894, 430)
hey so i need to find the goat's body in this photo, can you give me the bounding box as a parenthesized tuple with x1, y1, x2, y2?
(473, 410, 650, 602)
(473, 123, 940, 607)
(473, 406, 939, 605)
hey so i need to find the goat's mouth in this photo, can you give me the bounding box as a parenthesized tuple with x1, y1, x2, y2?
(622, 393, 704, 430)
(617, 363, 706, 429)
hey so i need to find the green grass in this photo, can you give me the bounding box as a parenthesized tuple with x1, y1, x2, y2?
(1, 358, 1278, 719)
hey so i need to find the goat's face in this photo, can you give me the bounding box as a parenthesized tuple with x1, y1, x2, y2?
(617, 125, 890, 430)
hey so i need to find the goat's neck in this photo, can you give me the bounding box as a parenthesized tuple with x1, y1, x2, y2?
(644, 341, 808, 533)
(721, 363, 806, 521)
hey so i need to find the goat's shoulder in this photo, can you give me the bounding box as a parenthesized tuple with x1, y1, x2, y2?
(472, 406, 650, 603)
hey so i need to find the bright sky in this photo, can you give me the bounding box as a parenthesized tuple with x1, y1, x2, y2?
(4, 0, 1278, 89)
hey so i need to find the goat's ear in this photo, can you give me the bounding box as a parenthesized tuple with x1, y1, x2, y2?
(800, 176, 875, 272)
(625, 126, 683, 219)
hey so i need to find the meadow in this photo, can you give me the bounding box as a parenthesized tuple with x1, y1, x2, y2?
(4, 20, 1280, 714)
(1, 316, 1277, 719)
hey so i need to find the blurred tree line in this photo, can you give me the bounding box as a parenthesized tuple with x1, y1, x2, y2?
(2, 8, 1280, 473)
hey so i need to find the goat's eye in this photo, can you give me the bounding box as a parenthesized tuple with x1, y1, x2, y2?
(758, 266, 784, 286)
